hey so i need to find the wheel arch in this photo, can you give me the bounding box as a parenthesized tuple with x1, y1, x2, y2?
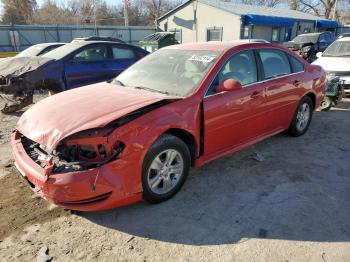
(163, 128, 197, 166)
(35, 79, 65, 93)
(305, 92, 316, 109)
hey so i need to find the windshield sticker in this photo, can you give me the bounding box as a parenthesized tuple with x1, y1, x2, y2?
(188, 55, 216, 63)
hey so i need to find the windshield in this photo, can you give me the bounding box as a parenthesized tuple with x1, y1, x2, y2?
(113, 49, 219, 97)
(292, 34, 319, 44)
(16, 45, 45, 57)
(322, 41, 350, 57)
(42, 43, 81, 60)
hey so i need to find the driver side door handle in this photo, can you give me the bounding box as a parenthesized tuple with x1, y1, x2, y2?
(251, 91, 262, 99)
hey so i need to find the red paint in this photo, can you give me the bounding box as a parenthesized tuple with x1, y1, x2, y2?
(12, 42, 326, 211)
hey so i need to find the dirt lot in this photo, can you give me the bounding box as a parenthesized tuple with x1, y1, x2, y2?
(0, 96, 349, 261)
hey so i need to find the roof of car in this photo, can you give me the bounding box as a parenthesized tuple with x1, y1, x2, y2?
(35, 42, 66, 47)
(297, 32, 323, 37)
(336, 37, 350, 41)
(164, 41, 274, 51)
(70, 41, 131, 46)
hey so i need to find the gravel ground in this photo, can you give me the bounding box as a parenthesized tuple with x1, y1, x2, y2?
(0, 96, 349, 261)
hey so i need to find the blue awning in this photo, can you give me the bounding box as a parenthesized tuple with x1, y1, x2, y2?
(316, 20, 338, 29)
(244, 14, 295, 27)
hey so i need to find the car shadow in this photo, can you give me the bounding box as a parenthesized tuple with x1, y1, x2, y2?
(82, 103, 350, 246)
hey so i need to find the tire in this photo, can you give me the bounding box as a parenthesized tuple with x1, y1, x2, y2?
(142, 134, 191, 204)
(320, 96, 332, 111)
(288, 96, 314, 137)
(48, 90, 59, 96)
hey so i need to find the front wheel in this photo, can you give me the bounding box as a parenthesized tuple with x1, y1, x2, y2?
(288, 96, 313, 137)
(142, 134, 191, 203)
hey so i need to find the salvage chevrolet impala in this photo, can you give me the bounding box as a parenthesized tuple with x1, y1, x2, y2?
(11, 42, 326, 211)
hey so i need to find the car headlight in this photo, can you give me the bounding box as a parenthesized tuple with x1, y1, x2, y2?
(326, 71, 336, 80)
(52, 128, 125, 173)
(301, 46, 311, 52)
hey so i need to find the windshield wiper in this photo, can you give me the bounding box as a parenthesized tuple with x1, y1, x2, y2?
(133, 86, 169, 95)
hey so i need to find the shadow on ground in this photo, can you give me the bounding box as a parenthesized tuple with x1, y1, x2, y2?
(75, 99, 350, 245)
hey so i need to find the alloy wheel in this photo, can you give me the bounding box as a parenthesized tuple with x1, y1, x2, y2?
(147, 149, 184, 195)
(296, 102, 311, 132)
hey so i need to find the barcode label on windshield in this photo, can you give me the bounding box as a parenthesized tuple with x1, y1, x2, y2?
(188, 55, 216, 63)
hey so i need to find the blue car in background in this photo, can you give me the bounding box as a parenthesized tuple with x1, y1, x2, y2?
(0, 39, 149, 112)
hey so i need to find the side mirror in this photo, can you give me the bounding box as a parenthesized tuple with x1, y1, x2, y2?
(316, 52, 322, 58)
(216, 79, 242, 93)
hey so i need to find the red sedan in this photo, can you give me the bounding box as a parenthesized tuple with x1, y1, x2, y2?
(11, 42, 326, 211)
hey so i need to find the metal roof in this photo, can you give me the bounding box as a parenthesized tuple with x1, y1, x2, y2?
(158, 0, 329, 22)
(143, 32, 176, 41)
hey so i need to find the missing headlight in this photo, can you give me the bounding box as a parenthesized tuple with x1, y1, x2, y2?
(52, 141, 125, 174)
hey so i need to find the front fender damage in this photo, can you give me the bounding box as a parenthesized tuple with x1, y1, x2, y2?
(24, 99, 179, 175)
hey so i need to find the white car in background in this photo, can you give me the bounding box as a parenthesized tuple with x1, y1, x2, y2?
(312, 37, 350, 95)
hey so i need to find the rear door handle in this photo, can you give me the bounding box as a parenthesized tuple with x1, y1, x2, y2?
(251, 91, 261, 99)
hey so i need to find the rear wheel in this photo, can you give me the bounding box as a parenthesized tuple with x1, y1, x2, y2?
(142, 134, 190, 203)
(320, 96, 332, 111)
(288, 96, 313, 137)
(48, 90, 59, 96)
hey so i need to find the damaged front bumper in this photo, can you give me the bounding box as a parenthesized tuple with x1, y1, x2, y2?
(11, 131, 142, 211)
(0, 76, 31, 94)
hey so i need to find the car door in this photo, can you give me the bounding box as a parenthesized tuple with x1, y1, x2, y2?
(257, 49, 300, 131)
(105, 45, 137, 80)
(64, 44, 112, 89)
(203, 50, 268, 156)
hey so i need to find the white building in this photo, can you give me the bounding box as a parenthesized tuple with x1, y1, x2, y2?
(157, 0, 338, 43)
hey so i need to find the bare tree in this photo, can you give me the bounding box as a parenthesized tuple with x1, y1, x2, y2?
(240, 0, 283, 7)
(1, 0, 37, 24)
(291, 0, 344, 19)
(2, 0, 180, 26)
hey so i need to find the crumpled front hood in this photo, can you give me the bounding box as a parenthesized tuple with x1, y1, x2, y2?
(17, 83, 177, 152)
(283, 41, 313, 50)
(0, 56, 53, 78)
(312, 57, 350, 72)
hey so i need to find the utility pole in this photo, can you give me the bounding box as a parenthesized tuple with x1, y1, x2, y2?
(123, 0, 129, 26)
(93, 1, 97, 35)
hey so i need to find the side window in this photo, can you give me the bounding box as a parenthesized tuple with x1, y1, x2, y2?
(289, 55, 304, 73)
(259, 49, 291, 79)
(73, 46, 108, 61)
(112, 47, 135, 59)
(207, 50, 257, 95)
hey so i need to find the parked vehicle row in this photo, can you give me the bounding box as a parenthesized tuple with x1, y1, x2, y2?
(313, 36, 350, 96)
(0, 38, 149, 113)
(284, 31, 335, 63)
(11, 41, 326, 211)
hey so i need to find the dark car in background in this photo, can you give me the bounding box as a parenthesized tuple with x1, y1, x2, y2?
(0, 40, 149, 113)
(284, 32, 335, 62)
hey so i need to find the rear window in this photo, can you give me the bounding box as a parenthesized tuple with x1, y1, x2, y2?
(112, 47, 135, 59)
(289, 55, 304, 73)
(259, 49, 291, 79)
